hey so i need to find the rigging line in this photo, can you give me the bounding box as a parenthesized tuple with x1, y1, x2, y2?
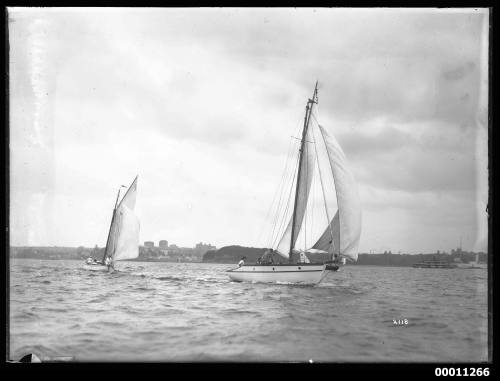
(272, 110, 302, 247)
(266, 149, 289, 247)
(259, 109, 303, 248)
(312, 123, 335, 253)
(269, 137, 299, 247)
(270, 101, 312, 251)
(310, 113, 321, 129)
(309, 147, 317, 251)
(270, 154, 296, 248)
(290, 90, 316, 256)
(259, 136, 294, 247)
(307, 125, 320, 252)
(111, 209, 122, 260)
(272, 150, 299, 249)
(303, 141, 308, 252)
(272, 151, 300, 249)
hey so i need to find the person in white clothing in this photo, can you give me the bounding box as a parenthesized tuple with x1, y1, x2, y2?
(105, 256, 112, 269)
(238, 256, 246, 267)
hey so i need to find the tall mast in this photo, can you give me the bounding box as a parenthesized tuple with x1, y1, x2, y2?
(289, 82, 318, 261)
(102, 185, 125, 263)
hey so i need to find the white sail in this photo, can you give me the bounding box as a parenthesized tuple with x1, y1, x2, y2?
(118, 176, 138, 210)
(318, 125, 361, 261)
(275, 126, 316, 257)
(113, 204, 140, 261)
(105, 176, 140, 262)
(104, 214, 119, 259)
(311, 210, 340, 255)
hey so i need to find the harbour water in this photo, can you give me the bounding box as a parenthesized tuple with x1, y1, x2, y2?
(9, 259, 488, 362)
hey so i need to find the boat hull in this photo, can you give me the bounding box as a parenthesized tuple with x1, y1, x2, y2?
(326, 264, 339, 271)
(456, 263, 487, 269)
(412, 263, 457, 268)
(82, 263, 109, 272)
(227, 264, 327, 285)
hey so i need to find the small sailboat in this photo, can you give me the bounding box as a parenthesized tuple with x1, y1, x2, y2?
(83, 176, 140, 272)
(462, 253, 487, 269)
(228, 83, 361, 284)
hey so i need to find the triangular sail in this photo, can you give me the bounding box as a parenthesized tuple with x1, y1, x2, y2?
(312, 210, 340, 255)
(275, 127, 315, 258)
(113, 204, 140, 261)
(104, 176, 140, 262)
(104, 213, 119, 259)
(118, 176, 138, 210)
(317, 125, 361, 261)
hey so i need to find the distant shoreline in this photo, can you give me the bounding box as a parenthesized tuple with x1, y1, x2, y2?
(9, 245, 487, 268)
(10, 257, 488, 270)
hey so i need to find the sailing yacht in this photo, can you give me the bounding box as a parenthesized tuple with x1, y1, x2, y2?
(456, 253, 487, 269)
(469, 254, 487, 269)
(227, 83, 361, 284)
(83, 176, 140, 272)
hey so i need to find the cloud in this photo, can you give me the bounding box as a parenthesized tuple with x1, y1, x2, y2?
(8, 8, 488, 253)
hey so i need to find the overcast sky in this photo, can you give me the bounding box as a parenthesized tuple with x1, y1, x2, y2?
(8, 8, 489, 254)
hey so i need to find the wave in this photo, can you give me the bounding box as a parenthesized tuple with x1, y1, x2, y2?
(156, 276, 184, 282)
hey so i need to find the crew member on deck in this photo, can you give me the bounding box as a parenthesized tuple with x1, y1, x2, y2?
(262, 249, 275, 264)
(238, 257, 246, 267)
(105, 256, 112, 268)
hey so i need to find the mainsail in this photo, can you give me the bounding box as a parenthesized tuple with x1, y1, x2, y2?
(113, 204, 140, 261)
(275, 126, 315, 257)
(104, 176, 140, 262)
(313, 125, 361, 261)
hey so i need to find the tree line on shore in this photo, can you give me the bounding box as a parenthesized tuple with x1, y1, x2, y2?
(9, 245, 204, 262)
(10, 245, 488, 266)
(202, 246, 488, 266)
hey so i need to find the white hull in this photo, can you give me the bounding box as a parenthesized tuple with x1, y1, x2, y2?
(82, 263, 109, 272)
(227, 264, 327, 285)
(457, 263, 487, 269)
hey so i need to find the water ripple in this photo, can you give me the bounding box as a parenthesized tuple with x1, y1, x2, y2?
(8, 259, 488, 362)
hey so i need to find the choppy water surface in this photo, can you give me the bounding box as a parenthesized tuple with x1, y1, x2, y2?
(9, 259, 488, 362)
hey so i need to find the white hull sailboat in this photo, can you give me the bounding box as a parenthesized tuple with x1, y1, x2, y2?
(456, 253, 487, 269)
(83, 176, 140, 272)
(227, 83, 361, 285)
(227, 264, 327, 284)
(82, 263, 110, 272)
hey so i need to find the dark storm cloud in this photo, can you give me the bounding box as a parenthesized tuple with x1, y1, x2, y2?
(336, 122, 479, 195)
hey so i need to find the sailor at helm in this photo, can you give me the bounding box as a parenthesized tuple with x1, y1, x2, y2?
(105, 256, 112, 268)
(238, 256, 246, 267)
(299, 252, 310, 263)
(261, 249, 275, 264)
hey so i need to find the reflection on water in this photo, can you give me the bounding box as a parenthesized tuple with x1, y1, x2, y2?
(9, 259, 488, 362)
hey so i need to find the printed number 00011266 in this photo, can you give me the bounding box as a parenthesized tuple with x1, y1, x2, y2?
(435, 368, 490, 376)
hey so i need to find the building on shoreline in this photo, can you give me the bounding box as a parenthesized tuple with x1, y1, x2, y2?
(144, 241, 154, 248)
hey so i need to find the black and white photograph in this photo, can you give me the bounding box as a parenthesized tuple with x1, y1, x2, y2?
(7, 7, 490, 365)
